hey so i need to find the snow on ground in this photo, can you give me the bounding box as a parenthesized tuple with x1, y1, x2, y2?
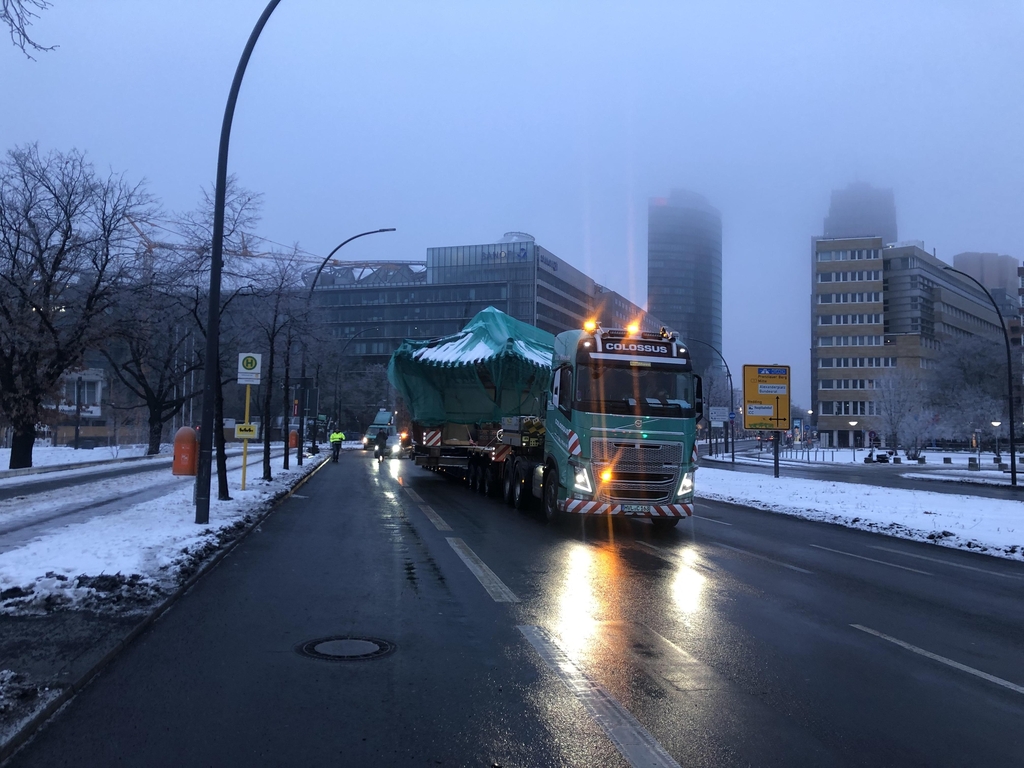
(697, 468, 1023, 562)
(900, 471, 1011, 486)
(718, 448, 1012, 467)
(0, 452, 325, 614)
(0, 444, 165, 471)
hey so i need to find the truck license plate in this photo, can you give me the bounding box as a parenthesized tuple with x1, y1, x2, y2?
(622, 504, 649, 514)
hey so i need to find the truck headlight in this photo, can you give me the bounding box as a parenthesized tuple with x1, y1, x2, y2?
(676, 471, 694, 497)
(571, 462, 593, 494)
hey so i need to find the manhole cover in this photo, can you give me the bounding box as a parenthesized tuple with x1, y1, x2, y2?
(296, 636, 395, 661)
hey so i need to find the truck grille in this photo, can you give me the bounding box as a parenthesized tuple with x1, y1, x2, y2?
(591, 439, 681, 504)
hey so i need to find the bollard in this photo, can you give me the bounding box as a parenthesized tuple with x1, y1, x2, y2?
(172, 427, 198, 476)
(289, 429, 299, 449)
(943, 457, 952, 464)
(968, 457, 979, 471)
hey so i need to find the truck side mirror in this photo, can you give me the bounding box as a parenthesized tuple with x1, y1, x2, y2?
(694, 375, 704, 423)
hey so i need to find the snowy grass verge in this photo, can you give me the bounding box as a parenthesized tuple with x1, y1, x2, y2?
(698, 468, 1023, 562)
(900, 471, 1012, 486)
(0, 454, 327, 615)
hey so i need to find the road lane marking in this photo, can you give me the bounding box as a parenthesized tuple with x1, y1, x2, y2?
(867, 545, 1023, 580)
(418, 504, 452, 531)
(712, 542, 814, 574)
(404, 488, 424, 503)
(851, 624, 1024, 696)
(446, 538, 519, 603)
(693, 514, 732, 526)
(809, 544, 932, 575)
(518, 625, 682, 768)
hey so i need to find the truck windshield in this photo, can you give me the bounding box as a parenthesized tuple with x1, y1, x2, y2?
(574, 363, 694, 417)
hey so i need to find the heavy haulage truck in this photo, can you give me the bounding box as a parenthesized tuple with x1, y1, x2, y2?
(387, 307, 703, 528)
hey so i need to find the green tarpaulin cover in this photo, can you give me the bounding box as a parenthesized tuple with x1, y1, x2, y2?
(387, 307, 555, 426)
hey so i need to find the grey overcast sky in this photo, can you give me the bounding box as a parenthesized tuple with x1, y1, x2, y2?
(3, 0, 1023, 404)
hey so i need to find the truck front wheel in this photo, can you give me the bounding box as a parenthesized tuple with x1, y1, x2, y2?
(543, 466, 562, 524)
(651, 518, 680, 531)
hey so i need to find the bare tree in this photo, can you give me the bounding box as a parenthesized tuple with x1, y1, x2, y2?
(100, 256, 203, 455)
(249, 249, 302, 480)
(875, 367, 923, 451)
(928, 334, 1012, 441)
(0, 145, 149, 468)
(2, 0, 53, 57)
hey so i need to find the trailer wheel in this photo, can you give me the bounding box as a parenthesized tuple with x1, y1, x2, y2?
(481, 465, 497, 497)
(512, 462, 530, 510)
(477, 463, 489, 495)
(542, 465, 562, 523)
(502, 460, 515, 506)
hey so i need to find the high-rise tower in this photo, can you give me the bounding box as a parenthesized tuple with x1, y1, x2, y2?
(823, 182, 898, 244)
(647, 190, 723, 374)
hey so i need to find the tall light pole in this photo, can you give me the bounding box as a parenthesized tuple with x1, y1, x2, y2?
(943, 266, 1017, 487)
(849, 420, 859, 462)
(992, 420, 1002, 462)
(195, 0, 282, 525)
(687, 339, 734, 464)
(296, 229, 396, 464)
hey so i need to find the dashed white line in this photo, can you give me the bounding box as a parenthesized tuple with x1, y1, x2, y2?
(633, 541, 715, 572)
(809, 544, 932, 575)
(851, 624, 1024, 696)
(446, 538, 519, 603)
(518, 625, 681, 768)
(693, 514, 732, 526)
(712, 542, 814, 574)
(418, 504, 452, 531)
(867, 545, 1023, 580)
(404, 487, 424, 503)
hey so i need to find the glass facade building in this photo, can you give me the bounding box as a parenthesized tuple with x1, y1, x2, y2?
(313, 232, 663, 364)
(647, 190, 723, 374)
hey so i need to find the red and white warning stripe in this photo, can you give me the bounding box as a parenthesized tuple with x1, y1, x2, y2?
(423, 429, 442, 447)
(561, 500, 693, 517)
(691, 445, 698, 464)
(493, 444, 512, 463)
(567, 430, 582, 456)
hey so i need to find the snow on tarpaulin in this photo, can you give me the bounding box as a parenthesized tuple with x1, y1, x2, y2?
(388, 307, 555, 426)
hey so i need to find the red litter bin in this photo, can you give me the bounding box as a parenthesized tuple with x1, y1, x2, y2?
(172, 427, 199, 476)
(289, 430, 299, 449)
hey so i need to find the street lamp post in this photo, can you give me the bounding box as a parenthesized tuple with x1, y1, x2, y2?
(296, 230, 396, 465)
(944, 266, 1017, 487)
(849, 420, 859, 462)
(807, 409, 814, 447)
(195, 0, 283, 525)
(992, 420, 1002, 462)
(74, 376, 83, 450)
(687, 339, 735, 464)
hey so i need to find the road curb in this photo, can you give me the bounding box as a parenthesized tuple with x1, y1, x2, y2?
(0, 455, 332, 765)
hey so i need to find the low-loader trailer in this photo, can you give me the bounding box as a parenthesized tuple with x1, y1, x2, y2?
(388, 307, 703, 528)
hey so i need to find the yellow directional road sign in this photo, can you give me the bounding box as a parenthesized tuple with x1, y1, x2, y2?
(742, 365, 791, 431)
(235, 423, 257, 439)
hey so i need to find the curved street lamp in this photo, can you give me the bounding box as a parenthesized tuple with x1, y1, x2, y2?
(196, 0, 283, 524)
(849, 420, 859, 461)
(992, 420, 1003, 461)
(687, 339, 735, 464)
(943, 266, 1017, 487)
(297, 230, 396, 463)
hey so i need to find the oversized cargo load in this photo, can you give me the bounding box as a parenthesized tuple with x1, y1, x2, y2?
(387, 307, 555, 427)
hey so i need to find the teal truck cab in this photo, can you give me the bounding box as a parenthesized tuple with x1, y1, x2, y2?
(507, 322, 702, 528)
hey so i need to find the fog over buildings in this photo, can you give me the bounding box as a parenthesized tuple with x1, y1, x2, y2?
(3, 1, 1022, 405)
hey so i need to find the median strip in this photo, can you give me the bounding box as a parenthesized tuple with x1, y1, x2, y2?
(446, 538, 519, 603)
(851, 624, 1024, 696)
(518, 625, 681, 768)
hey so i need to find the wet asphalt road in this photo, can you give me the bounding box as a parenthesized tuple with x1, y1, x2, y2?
(7, 451, 1024, 767)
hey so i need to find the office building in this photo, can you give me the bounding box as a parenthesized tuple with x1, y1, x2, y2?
(823, 182, 898, 245)
(647, 190, 722, 373)
(954, 252, 1019, 296)
(312, 232, 663, 364)
(810, 238, 1002, 448)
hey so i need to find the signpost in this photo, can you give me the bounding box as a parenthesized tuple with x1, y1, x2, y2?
(237, 353, 262, 490)
(743, 365, 791, 478)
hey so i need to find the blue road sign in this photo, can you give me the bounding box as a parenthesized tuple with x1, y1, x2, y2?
(729, 412, 736, 421)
